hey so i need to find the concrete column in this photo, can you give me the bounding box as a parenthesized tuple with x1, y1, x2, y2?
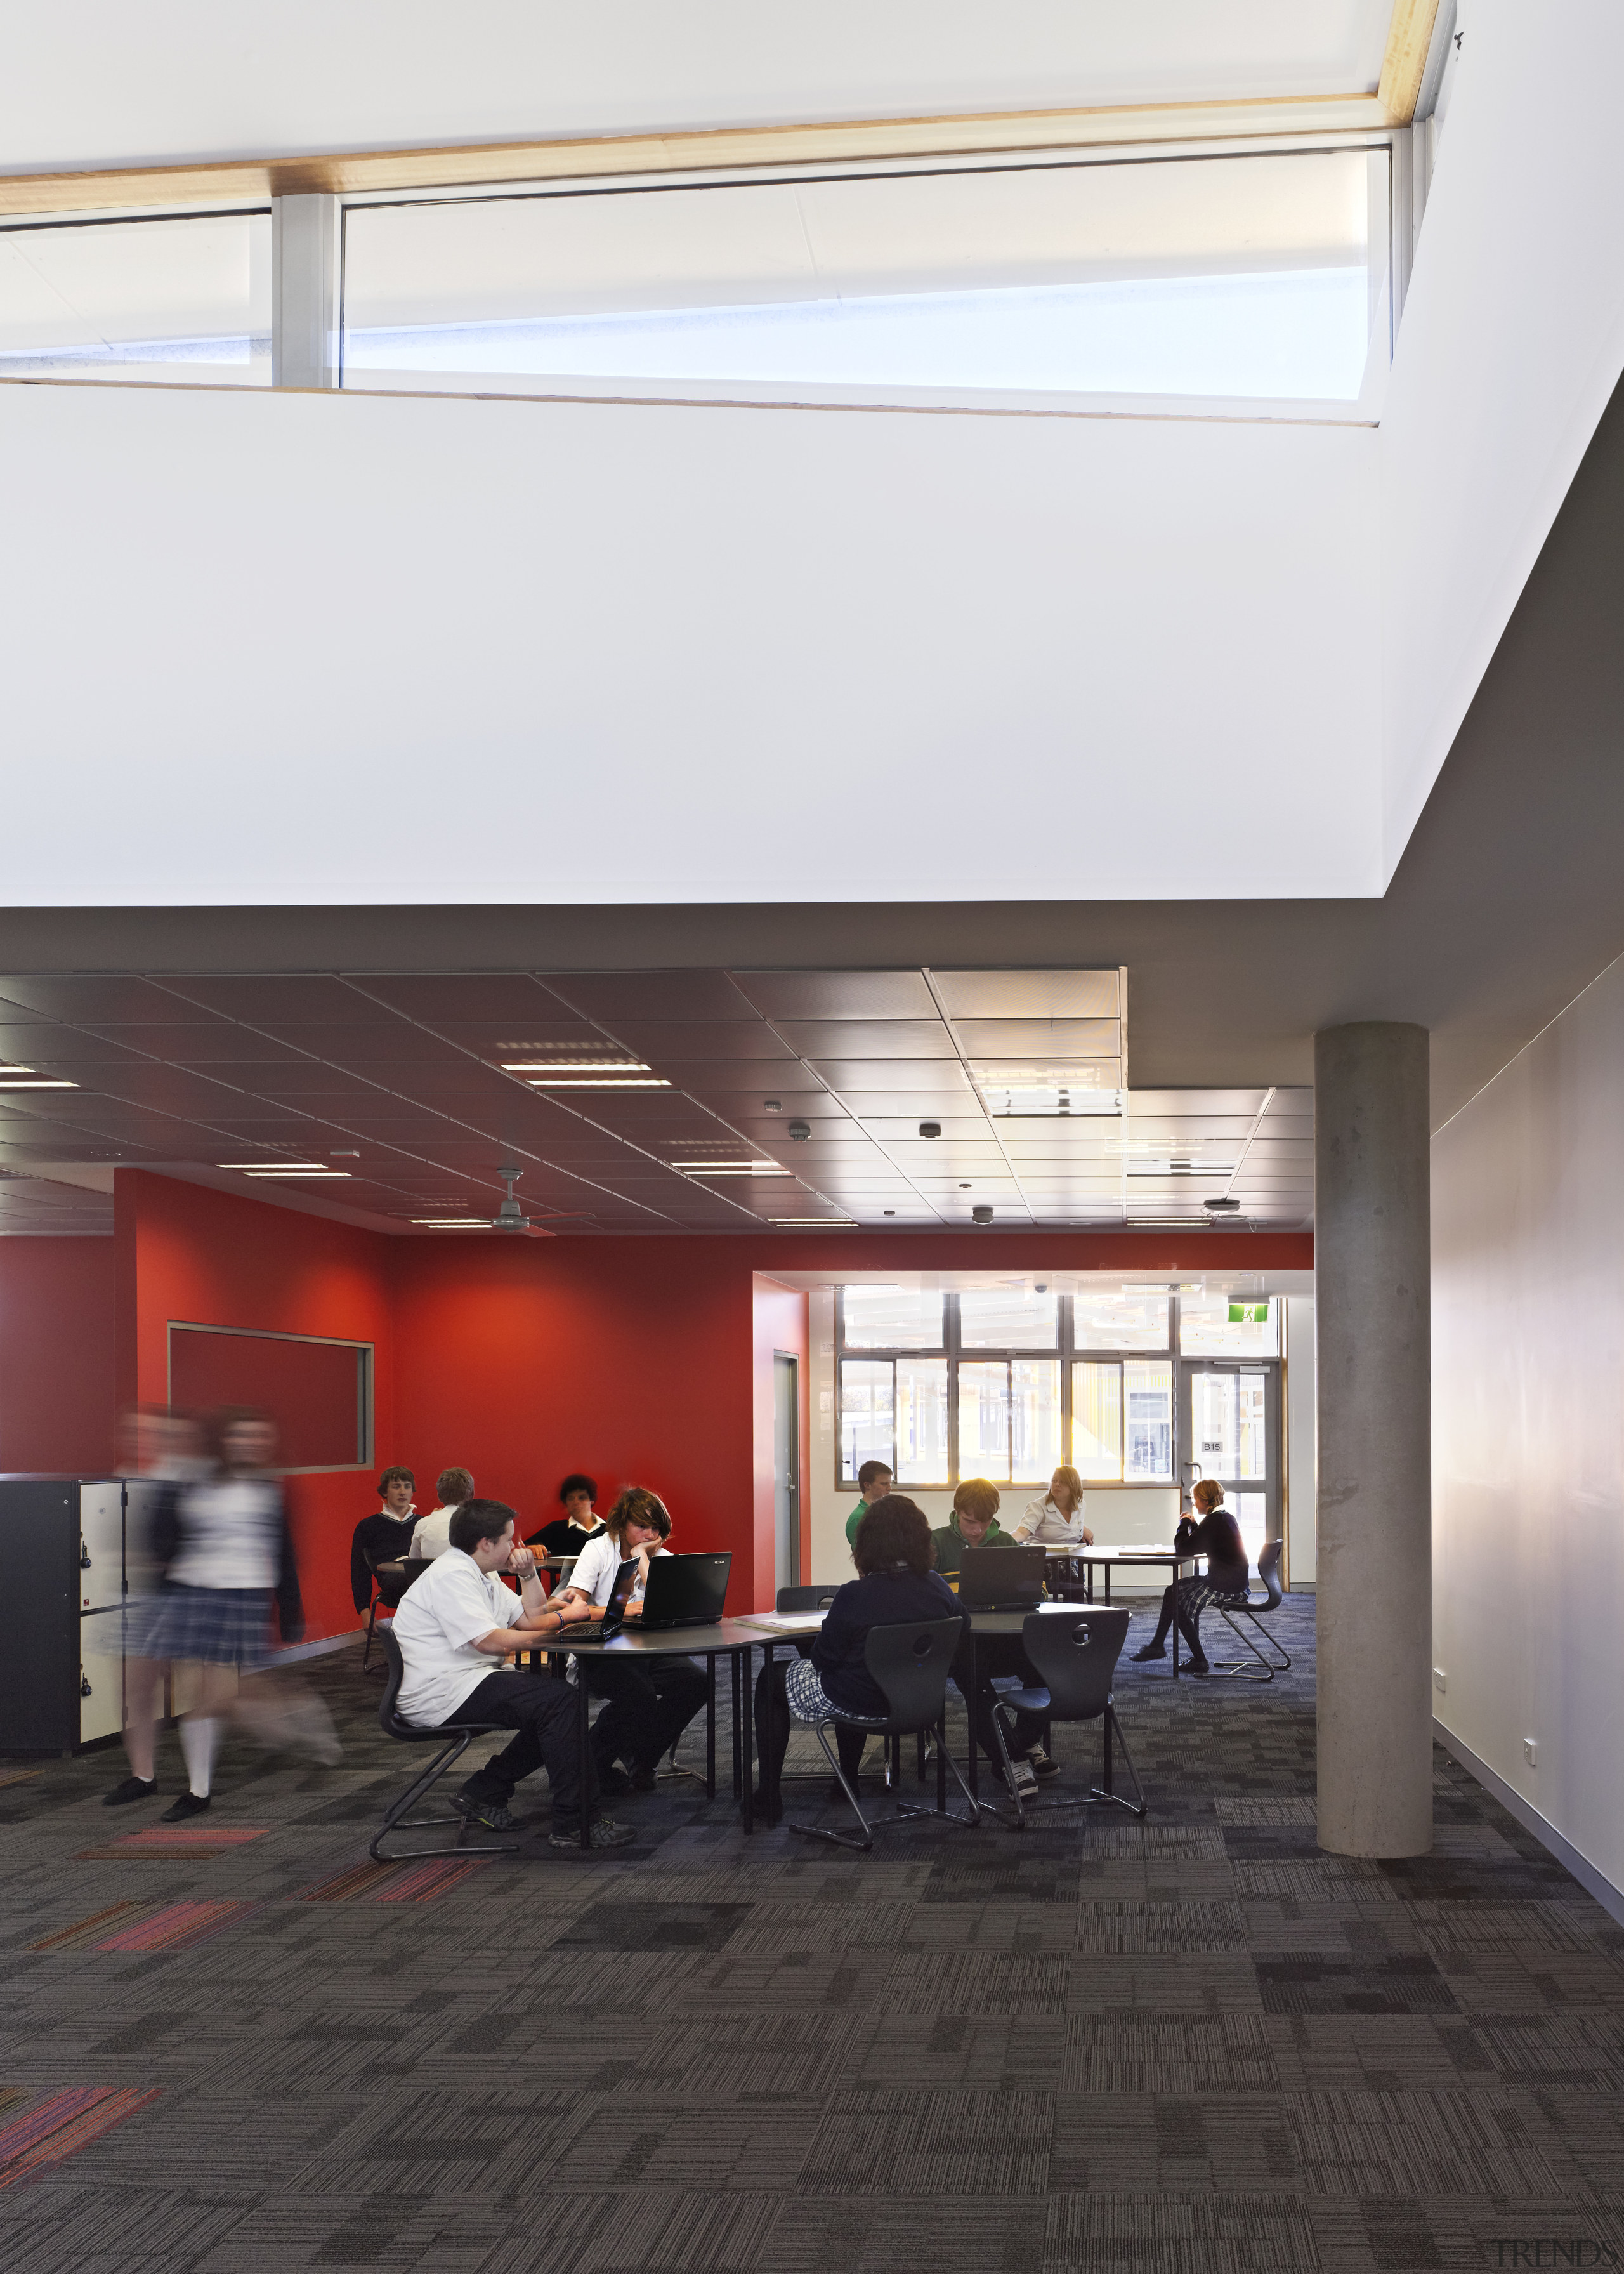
(1314, 1021, 1433, 1858)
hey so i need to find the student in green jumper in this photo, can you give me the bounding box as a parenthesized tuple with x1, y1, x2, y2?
(930, 1476, 1014, 1578)
(845, 1460, 893, 1546)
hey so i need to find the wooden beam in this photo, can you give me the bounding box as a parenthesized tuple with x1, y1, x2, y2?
(1377, 0, 1445, 124)
(0, 91, 1391, 219)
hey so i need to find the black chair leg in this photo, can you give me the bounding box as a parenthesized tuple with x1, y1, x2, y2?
(787, 1722, 875, 1851)
(1212, 1607, 1285, 1681)
(1090, 1704, 1148, 1817)
(370, 1732, 518, 1862)
(362, 1598, 379, 1674)
(983, 1703, 1030, 1829)
(897, 1716, 979, 1829)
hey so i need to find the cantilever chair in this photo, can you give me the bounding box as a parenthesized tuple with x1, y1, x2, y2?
(987, 1606, 1147, 1827)
(787, 1615, 979, 1853)
(1212, 1539, 1292, 1682)
(372, 1630, 518, 1861)
(361, 1556, 416, 1675)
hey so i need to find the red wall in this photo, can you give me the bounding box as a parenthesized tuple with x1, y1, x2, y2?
(0, 1236, 117, 1475)
(89, 1174, 1314, 1640)
(115, 1171, 396, 1643)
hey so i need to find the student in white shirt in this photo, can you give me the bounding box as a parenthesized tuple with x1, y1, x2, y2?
(391, 1497, 635, 1851)
(548, 1486, 708, 1794)
(408, 1466, 474, 1561)
(1012, 1465, 1095, 1550)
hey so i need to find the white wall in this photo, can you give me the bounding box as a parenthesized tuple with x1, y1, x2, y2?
(1381, 0, 1624, 873)
(0, 377, 1381, 906)
(1432, 949, 1624, 1901)
(1285, 1292, 1316, 1584)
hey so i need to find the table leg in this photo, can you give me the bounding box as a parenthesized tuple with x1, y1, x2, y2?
(1171, 1560, 1181, 1678)
(575, 1662, 591, 1851)
(705, 1653, 717, 1800)
(1104, 1565, 1112, 1605)
(966, 1625, 979, 1804)
(742, 1644, 757, 1833)
(730, 1652, 743, 1798)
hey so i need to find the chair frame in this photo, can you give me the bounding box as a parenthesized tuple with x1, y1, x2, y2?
(985, 1608, 1148, 1827)
(786, 1616, 981, 1853)
(372, 1630, 518, 1862)
(1211, 1540, 1292, 1683)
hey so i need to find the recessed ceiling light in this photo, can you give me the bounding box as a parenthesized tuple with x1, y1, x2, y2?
(670, 1160, 789, 1176)
(773, 1218, 856, 1228)
(763, 1098, 782, 1112)
(527, 1076, 670, 1089)
(503, 1060, 652, 1074)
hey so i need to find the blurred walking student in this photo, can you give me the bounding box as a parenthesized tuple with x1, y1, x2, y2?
(409, 1468, 475, 1561)
(105, 1407, 331, 1818)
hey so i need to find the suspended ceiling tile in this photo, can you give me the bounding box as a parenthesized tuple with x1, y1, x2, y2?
(396, 1020, 602, 1058)
(0, 1025, 164, 1068)
(953, 1018, 1121, 1059)
(604, 1024, 796, 1063)
(932, 971, 1120, 1020)
(253, 1025, 471, 1067)
(159, 977, 390, 1023)
(777, 1021, 952, 1060)
(809, 1064, 972, 1098)
(540, 973, 759, 1023)
(0, 977, 232, 1025)
(840, 1091, 985, 1120)
(75, 1025, 324, 1067)
(1127, 1090, 1273, 1116)
(730, 971, 936, 1021)
(351, 975, 568, 1023)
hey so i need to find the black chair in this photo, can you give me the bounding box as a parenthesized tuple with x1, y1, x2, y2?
(986, 1607, 1147, 1826)
(370, 1629, 518, 1861)
(787, 1616, 978, 1853)
(1212, 1539, 1292, 1681)
(361, 1556, 414, 1675)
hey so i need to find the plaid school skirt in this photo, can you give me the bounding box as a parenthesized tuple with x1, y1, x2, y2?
(134, 1586, 273, 1668)
(785, 1653, 886, 1728)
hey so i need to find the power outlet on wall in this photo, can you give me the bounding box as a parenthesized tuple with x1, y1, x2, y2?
(1524, 1738, 1538, 1766)
(1432, 1667, 1447, 1693)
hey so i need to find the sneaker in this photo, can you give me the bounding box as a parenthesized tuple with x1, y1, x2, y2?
(103, 1775, 157, 1808)
(1129, 1644, 1167, 1662)
(549, 1816, 637, 1851)
(450, 1789, 519, 1834)
(160, 1791, 211, 1822)
(1005, 1759, 1040, 1799)
(1025, 1747, 1061, 1780)
(626, 1764, 658, 1793)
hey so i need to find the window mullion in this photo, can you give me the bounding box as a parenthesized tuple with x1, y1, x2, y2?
(946, 1292, 960, 1486)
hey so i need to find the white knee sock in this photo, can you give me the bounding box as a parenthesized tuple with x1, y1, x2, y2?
(179, 1716, 220, 1798)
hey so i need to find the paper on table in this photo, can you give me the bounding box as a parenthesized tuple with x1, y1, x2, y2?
(735, 1610, 826, 1631)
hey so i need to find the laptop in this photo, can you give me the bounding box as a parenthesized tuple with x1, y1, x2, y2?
(638, 1551, 731, 1631)
(956, 1544, 1049, 1612)
(557, 1558, 640, 1646)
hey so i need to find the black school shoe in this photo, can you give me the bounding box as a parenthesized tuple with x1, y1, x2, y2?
(160, 1791, 211, 1822)
(103, 1775, 157, 1808)
(451, 1789, 520, 1834)
(1129, 1644, 1167, 1662)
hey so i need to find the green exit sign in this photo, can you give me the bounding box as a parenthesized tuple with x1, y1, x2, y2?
(1229, 1299, 1271, 1324)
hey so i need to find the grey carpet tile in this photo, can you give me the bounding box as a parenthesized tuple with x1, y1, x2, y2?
(5, 1601, 1624, 2273)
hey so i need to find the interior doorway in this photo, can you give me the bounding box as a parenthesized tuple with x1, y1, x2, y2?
(1180, 1363, 1280, 1571)
(773, 1352, 800, 1593)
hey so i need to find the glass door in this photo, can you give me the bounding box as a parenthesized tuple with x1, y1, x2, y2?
(1179, 1365, 1279, 1573)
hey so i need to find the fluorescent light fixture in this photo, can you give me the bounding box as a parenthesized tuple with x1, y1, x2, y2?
(503, 1059, 652, 1074)
(223, 1164, 352, 1179)
(527, 1076, 670, 1089)
(0, 1077, 79, 1089)
(670, 1160, 788, 1175)
(773, 1217, 856, 1228)
(982, 1083, 1122, 1118)
(409, 1218, 490, 1226)
(0, 1064, 36, 1074)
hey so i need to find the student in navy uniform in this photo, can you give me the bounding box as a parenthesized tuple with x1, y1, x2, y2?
(934, 1480, 1056, 1793)
(1130, 1478, 1250, 1674)
(527, 1473, 605, 1560)
(350, 1467, 418, 1614)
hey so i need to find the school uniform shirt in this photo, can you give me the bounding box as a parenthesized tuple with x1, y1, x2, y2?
(811, 1567, 966, 1720)
(165, 1479, 283, 1591)
(1015, 1494, 1089, 1548)
(408, 1506, 456, 1561)
(391, 1547, 526, 1725)
(567, 1532, 671, 1608)
(526, 1515, 606, 1559)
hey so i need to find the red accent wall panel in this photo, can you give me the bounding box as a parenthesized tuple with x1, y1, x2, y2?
(0, 1237, 117, 1475)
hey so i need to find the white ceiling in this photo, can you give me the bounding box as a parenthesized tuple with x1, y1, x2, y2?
(0, 3, 1396, 176)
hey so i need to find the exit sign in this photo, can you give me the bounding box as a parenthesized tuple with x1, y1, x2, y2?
(1228, 1299, 1271, 1324)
